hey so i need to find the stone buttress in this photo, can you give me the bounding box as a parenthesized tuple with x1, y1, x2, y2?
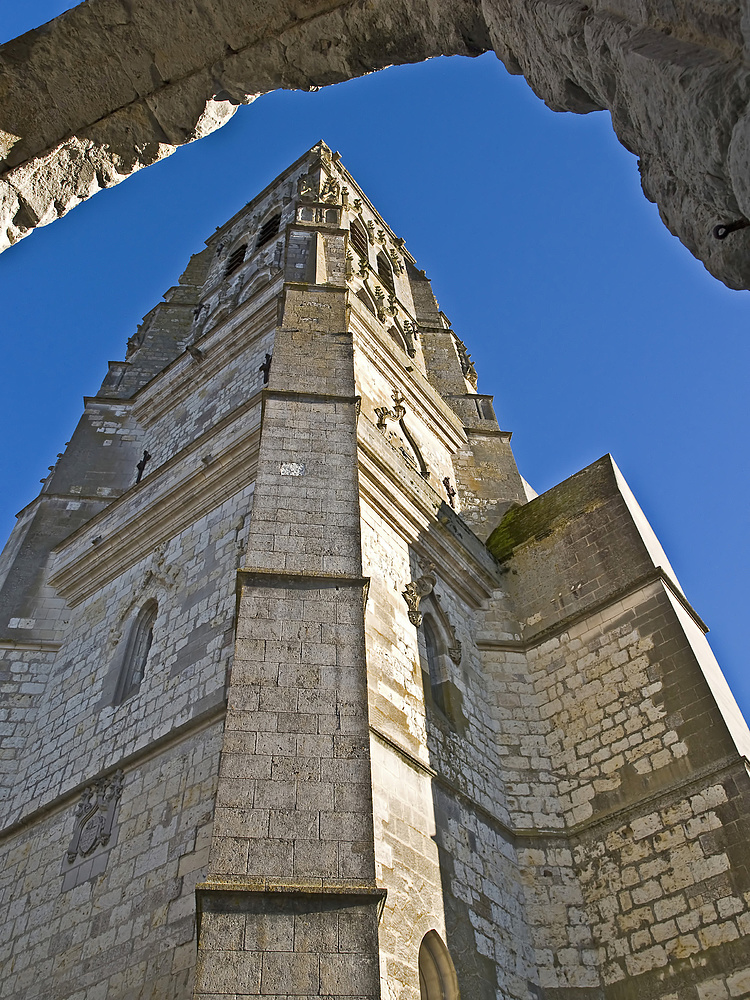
(194, 153, 383, 998)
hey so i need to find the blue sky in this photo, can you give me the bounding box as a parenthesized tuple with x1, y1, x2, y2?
(2, 6, 749, 724)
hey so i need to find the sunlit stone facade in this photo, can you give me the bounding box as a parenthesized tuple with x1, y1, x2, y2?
(1, 143, 749, 1000)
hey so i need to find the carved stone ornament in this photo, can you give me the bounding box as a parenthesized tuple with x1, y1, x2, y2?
(375, 389, 407, 430)
(66, 771, 124, 864)
(320, 173, 341, 204)
(402, 562, 437, 626)
(446, 622, 462, 665)
(402, 320, 418, 358)
(453, 333, 479, 389)
(388, 248, 405, 275)
(298, 171, 318, 201)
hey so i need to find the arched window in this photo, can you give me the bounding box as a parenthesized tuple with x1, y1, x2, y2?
(256, 212, 281, 249)
(388, 324, 408, 353)
(377, 251, 395, 297)
(357, 287, 379, 317)
(114, 600, 157, 704)
(423, 615, 448, 717)
(419, 931, 460, 1000)
(350, 218, 370, 262)
(225, 244, 247, 278)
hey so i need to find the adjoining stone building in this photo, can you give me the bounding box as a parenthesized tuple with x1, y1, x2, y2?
(0, 142, 749, 1000)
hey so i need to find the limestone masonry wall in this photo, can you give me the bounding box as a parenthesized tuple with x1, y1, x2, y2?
(0, 723, 223, 1000)
(1, 142, 749, 1000)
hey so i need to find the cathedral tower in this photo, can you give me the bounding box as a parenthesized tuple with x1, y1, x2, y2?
(1, 143, 749, 1000)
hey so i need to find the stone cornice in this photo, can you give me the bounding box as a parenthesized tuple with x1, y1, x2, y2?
(370, 725, 748, 849)
(133, 289, 280, 428)
(238, 569, 368, 590)
(475, 568, 708, 653)
(196, 877, 385, 897)
(48, 406, 261, 606)
(0, 639, 61, 653)
(357, 417, 502, 606)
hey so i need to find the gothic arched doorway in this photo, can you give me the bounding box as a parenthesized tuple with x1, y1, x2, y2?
(418, 930, 461, 1000)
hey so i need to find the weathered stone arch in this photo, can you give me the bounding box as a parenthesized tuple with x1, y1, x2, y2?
(1, 0, 749, 288)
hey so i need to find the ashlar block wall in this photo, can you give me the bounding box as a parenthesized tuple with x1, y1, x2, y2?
(1, 141, 749, 1000)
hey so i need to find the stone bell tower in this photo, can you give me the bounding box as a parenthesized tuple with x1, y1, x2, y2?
(1, 142, 749, 1000)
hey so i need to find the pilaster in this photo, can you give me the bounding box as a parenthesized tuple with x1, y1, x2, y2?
(195, 279, 383, 998)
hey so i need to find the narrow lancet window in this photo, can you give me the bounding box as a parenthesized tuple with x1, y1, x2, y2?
(377, 251, 395, 297)
(114, 600, 158, 704)
(225, 244, 247, 278)
(418, 931, 461, 1000)
(350, 218, 369, 262)
(423, 616, 447, 716)
(256, 212, 281, 249)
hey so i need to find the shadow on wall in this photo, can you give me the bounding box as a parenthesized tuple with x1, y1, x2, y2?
(408, 515, 519, 1000)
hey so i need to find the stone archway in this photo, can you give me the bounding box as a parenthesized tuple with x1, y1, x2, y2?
(0, 0, 748, 288)
(419, 930, 461, 1000)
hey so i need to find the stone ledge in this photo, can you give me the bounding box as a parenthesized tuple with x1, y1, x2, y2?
(197, 876, 385, 897)
(262, 386, 359, 405)
(476, 568, 708, 653)
(238, 569, 369, 591)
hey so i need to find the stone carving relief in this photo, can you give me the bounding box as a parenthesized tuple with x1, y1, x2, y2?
(296, 157, 343, 226)
(298, 171, 317, 202)
(402, 563, 462, 665)
(453, 333, 478, 389)
(388, 248, 405, 275)
(375, 389, 430, 478)
(320, 174, 341, 203)
(401, 320, 418, 358)
(375, 389, 406, 431)
(66, 770, 124, 864)
(442, 477, 457, 508)
(445, 621, 462, 666)
(402, 562, 437, 626)
(109, 544, 180, 649)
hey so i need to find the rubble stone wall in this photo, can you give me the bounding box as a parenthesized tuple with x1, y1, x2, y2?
(1, 0, 749, 287)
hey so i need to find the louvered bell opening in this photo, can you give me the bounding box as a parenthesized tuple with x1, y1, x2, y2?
(256, 213, 281, 249)
(350, 220, 369, 261)
(225, 244, 247, 278)
(377, 253, 395, 297)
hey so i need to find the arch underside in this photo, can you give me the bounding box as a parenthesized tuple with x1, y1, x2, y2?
(0, 0, 749, 289)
